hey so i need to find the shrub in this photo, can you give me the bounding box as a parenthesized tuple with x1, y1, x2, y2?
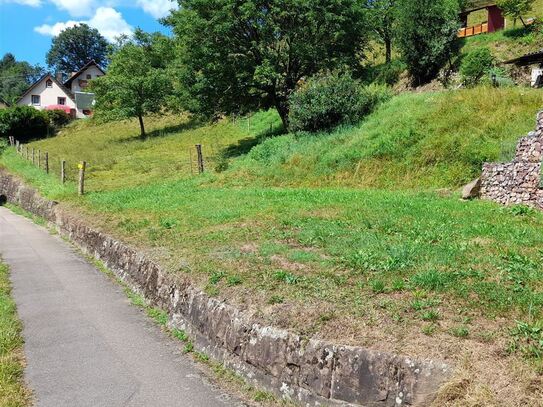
(460, 47, 495, 86)
(45, 109, 72, 128)
(288, 71, 392, 133)
(0, 106, 50, 143)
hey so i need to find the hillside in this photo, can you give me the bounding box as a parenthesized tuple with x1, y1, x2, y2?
(2, 87, 543, 406)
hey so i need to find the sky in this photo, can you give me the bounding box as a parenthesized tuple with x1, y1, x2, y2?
(0, 0, 177, 67)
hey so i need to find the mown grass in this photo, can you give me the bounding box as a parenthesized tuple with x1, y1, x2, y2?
(0, 261, 32, 407)
(2, 86, 543, 404)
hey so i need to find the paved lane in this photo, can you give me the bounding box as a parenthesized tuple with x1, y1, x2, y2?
(0, 206, 240, 407)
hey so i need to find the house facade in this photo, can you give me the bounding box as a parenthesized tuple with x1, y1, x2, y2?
(17, 60, 105, 119)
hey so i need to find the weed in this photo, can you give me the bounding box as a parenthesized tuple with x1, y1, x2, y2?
(274, 270, 299, 285)
(422, 324, 437, 336)
(227, 275, 243, 286)
(509, 321, 543, 361)
(146, 308, 169, 326)
(195, 352, 210, 362)
(450, 326, 470, 338)
(370, 279, 386, 294)
(183, 342, 194, 353)
(420, 309, 440, 322)
(172, 329, 188, 342)
(209, 271, 226, 285)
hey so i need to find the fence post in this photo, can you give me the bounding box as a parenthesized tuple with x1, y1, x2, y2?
(15, 140, 20, 152)
(38, 149, 41, 169)
(195, 144, 204, 174)
(61, 160, 66, 184)
(25, 146, 28, 160)
(78, 161, 86, 195)
(45, 152, 49, 174)
(32, 148, 35, 165)
(8, 136, 14, 146)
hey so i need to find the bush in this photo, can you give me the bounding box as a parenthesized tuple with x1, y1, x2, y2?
(460, 47, 495, 86)
(0, 106, 50, 143)
(288, 72, 392, 133)
(45, 109, 72, 128)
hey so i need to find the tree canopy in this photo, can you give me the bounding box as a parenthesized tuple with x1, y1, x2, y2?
(46, 24, 109, 74)
(91, 30, 174, 138)
(496, 0, 535, 27)
(365, 0, 397, 64)
(164, 0, 371, 128)
(396, 0, 461, 85)
(0, 53, 44, 106)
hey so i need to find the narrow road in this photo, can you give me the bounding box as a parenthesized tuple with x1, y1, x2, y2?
(0, 206, 240, 407)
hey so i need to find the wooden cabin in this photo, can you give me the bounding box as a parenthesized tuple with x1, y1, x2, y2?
(458, 1, 505, 38)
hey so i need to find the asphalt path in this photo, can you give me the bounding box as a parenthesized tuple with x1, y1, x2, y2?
(0, 206, 241, 407)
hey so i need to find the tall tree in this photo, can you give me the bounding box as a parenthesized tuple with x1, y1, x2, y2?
(366, 0, 397, 64)
(496, 0, 535, 27)
(0, 53, 44, 105)
(163, 0, 370, 128)
(396, 0, 461, 85)
(91, 30, 174, 138)
(46, 24, 109, 74)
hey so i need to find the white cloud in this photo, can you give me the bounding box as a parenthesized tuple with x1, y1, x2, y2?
(0, 0, 42, 6)
(136, 0, 176, 19)
(49, 0, 95, 17)
(34, 7, 132, 42)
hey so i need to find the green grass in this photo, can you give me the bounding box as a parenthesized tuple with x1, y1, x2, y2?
(2, 86, 543, 404)
(223, 87, 543, 189)
(0, 260, 32, 407)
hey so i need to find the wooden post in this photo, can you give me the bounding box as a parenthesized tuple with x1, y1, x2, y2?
(45, 152, 49, 174)
(78, 161, 86, 196)
(195, 144, 204, 174)
(38, 149, 41, 169)
(8, 136, 14, 146)
(61, 160, 66, 184)
(15, 140, 20, 152)
(32, 148, 35, 165)
(25, 146, 28, 160)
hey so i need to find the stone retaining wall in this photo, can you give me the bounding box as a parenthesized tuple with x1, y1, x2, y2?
(0, 170, 452, 407)
(480, 111, 543, 208)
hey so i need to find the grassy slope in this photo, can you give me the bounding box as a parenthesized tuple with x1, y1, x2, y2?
(2, 87, 543, 405)
(0, 261, 32, 407)
(223, 87, 543, 189)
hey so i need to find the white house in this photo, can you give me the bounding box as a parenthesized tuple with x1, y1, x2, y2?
(17, 60, 105, 119)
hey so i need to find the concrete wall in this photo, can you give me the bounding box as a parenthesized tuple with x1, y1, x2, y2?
(0, 171, 453, 407)
(481, 111, 543, 208)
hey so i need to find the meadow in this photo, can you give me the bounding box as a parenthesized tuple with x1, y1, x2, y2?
(2, 86, 543, 405)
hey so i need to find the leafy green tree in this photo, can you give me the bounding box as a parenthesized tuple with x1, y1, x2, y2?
(460, 47, 495, 85)
(0, 53, 44, 106)
(46, 24, 109, 74)
(91, 30, 174, 138)
(396, 0, 461, 85)
(496, 0, 535, 27)
(365, 0, 397, 64)
(164, 0, 370, 128)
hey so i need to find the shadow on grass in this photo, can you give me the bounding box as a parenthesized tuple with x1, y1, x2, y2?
(503, 26, 534, 39)
(114, 117, 202, 143)
(222, 125, 286, 158)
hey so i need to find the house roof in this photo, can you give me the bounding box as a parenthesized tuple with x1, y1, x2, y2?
(504, 49, 543, 66)
(16, 73, 75, 105)
(462, 0, 498, 13)
(63, 60, 106, 89)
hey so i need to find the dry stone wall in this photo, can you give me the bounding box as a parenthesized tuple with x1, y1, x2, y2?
(0, 170, 452, 407)
(480, 111, 543, 208)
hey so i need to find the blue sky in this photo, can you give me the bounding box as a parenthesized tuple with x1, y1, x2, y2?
(0, 0, 176, 67)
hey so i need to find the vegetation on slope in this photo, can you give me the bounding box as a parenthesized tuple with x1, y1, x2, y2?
(2, 86, 543, 404)
(0, 260, 32, 407)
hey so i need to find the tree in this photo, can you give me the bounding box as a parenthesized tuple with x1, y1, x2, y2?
(0, 53, 44, 106)
(365, 0, 397, 64)
(46, 24, 109, 74)
(163, 0, 370, 128)
(91, 30, 174, 138)
(496, 0, 535, 27)
(396, 0, 461, 85)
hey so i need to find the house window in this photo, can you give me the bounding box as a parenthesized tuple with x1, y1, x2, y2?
(86, 74, 92, 79)
(31, 95, 40, 105)
(46, 79, 53, 88)
(58, 97, 66, 105)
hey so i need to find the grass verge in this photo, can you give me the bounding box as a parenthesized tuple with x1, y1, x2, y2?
(0, 260, 32, 407)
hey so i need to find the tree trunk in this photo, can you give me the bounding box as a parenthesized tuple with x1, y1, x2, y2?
(519, 16, 527, 28)
(274, 99, 290, 131)
(385, 38, 392, 64)
(138, 114, 146, 138)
